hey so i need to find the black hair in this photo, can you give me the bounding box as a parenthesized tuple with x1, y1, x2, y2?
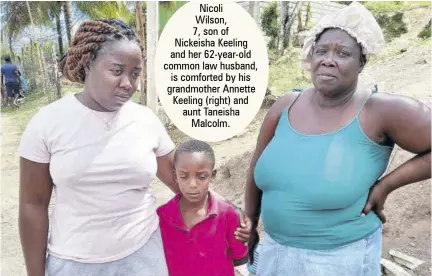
(4, 55, 11, 62)
(315, 27, 367, 66)
(174, 140, 216, 168)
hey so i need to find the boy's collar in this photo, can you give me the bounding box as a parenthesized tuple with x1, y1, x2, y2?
(157, 191, 220, 231)
(174, 191, 219, 216)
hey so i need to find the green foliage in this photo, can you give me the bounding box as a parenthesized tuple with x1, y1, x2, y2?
(374, 11, 408, 41)
(268, 49, 311, 95)
(363, 1, 431, 12)
(1, 42, 11, 60)
(159, 1, 188, 35)
(364, 1, 404, 12)
(261, 2, 279, 50)
(418, 19, 431, 39)
(1, 1, 52, 38)
(75, 1, 135, 26)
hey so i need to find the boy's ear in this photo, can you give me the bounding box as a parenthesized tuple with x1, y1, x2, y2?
(212, 169, 217, 178)
(172, 170, 178, 183)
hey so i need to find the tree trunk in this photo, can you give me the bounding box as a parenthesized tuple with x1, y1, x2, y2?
(51, 44, 62, 99)
(38, 43, 48, 97)
(146, 1, 158, 113)
(26, 1, 45, 89)
(63, 1, 72, 46)
(29, 39, 36, 89)
(278, 1, 289, 52)
(248, 1, 255, 18)
(55, 11, 64, 57)
(8, 35, 14, 59)
(136, 1, 147, 106)
(278, 1, 301, 53)
(21, 47, 25, 75)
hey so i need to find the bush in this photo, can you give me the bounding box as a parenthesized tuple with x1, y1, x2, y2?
(261, 2, 280, 50)
(418, 19, 431, 39)
(374, 11, 408, 41)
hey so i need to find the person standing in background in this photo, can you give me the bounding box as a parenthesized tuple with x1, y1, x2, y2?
(1, 55, 21, 108)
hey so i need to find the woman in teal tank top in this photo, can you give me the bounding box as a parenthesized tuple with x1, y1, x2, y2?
(245, 3, 431, 276)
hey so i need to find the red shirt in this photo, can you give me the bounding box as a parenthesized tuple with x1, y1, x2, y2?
(156, 192, 248, 276)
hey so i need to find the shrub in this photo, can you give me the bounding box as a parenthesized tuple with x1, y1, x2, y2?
(261, 2, 280, 49)
(418, 19, 431, 39)
(374, 11, 408, 41)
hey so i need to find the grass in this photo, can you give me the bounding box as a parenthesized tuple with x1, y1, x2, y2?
(0, 84, 148, 134)
(2, 90, 50, 133)
(267, 49, 312, 96)
(368, 36, 431, 65)
(364, 1, 431, 12)
(1, 86, 81, 133)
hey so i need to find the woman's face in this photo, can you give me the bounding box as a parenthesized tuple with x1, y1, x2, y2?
(85, 39, 142, 111)
(310, 28, 364, 96)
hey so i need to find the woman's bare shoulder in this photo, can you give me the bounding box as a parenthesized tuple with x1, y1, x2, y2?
(367, 92, 430, 116)
(266, 91, 303, 119)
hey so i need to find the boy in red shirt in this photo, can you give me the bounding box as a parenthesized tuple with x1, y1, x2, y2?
(157, 139, 248, 276)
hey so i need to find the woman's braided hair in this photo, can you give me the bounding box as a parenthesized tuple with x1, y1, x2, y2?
(58, 19, 144, 84)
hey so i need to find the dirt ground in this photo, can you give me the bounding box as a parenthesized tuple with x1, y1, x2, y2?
(1, 8, 431, 276)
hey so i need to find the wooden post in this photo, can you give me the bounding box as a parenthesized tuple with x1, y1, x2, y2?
(146, 1, 159, 114)
(136, 1, 147, 106)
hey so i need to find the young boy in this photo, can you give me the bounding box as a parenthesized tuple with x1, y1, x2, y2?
(157, 139, 248, 276)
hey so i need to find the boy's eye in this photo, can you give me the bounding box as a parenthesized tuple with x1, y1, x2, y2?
(112, 69, 122, 75)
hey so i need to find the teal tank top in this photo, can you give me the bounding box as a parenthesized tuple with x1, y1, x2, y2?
(254, 92, 393, 250)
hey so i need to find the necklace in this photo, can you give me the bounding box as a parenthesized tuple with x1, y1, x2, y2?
(77, 93, 118, 131)
(90, 110, 118, 131)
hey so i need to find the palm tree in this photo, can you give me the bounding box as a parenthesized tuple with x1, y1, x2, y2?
(75, 1, 135, 26)
(63, 1, 72, 46)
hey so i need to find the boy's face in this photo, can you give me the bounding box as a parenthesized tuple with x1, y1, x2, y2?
(174, 152, 216, 203)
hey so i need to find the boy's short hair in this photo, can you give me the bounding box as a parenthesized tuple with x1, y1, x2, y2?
(174, 139, 216, 168)
(4, 55, 11, 62)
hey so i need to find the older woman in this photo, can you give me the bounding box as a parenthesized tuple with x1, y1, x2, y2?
(245, 3, 431, 276)
(18, 19, 250, 276)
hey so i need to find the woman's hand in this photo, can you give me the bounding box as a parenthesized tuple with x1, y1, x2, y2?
(234, 207, 252, 242)
(362, 181, 390, 223)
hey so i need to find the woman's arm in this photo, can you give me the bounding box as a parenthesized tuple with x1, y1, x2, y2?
(233, 255, 248, 266)
(19, 158, 53, 276)
(362, 94, 431, 220)
(156, 150, 180, 194)
(245, 94, 298, 263)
